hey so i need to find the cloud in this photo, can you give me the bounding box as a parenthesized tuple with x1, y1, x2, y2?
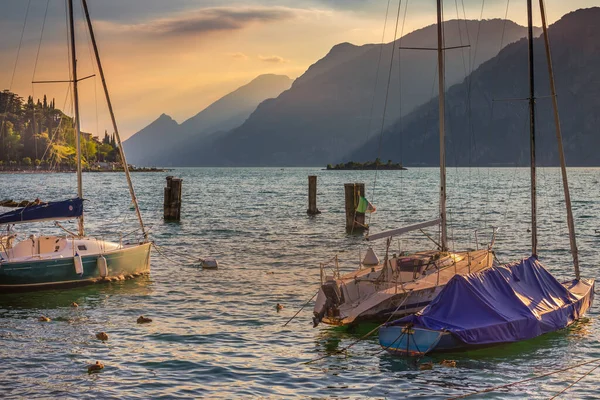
(258, 55, 289, 63)
(99, 7, 302, 38)
(227, 52, 249, 60)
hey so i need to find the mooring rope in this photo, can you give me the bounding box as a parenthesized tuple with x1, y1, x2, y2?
(282, 290, 319, 328)
(549, 360, 600, 400)
(448, 358, 600, 399)
(304, 293, 411, 364)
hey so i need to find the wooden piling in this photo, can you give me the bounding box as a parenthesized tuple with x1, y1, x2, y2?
(307, 175, 321, 215)
(164, 176, 182, 221)
(344, 183, 366, 232)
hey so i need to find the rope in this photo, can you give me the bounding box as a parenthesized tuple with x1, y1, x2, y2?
(303, 323, 381, 365)
(448, 358, 600, 399)
(304, 291, 411, 365)
(549, 360, 600, 400)
(282, 290, 319, 328)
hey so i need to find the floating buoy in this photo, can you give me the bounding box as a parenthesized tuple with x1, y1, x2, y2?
(276, 303, 284, 311)
(201, 257, 219, 269)
(419, 362, 434, 371)
(87, 361, 104, 373)
(440, 360, 456, 368)
(38, 316, 51, 322)
(71, 302, 79, 308)
(97, 256, 108, 277)
(96, 332, 109, 341)
(137, 315, 152, 324)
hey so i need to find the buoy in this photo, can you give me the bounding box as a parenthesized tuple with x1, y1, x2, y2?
(97, 256, 108, 277)
(87, 361, 104, 373)
(38, 316, 51, 322)
(96, 332, 109, 341)
(71, 302, 79, 308)
(276, 303, 284, 311)
(137, 315, 152, 324)
(440, 360, 456, 368)
(74, 253, 84, 275)
(419, 362, 434, 370)
(201, 257, 219, 269)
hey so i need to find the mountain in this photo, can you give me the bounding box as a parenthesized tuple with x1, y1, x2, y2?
(348, 7, 600, 167)
(182, 19, 535, 166)
(123, 74, 293, 166)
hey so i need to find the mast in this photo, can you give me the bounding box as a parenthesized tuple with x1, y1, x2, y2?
(81, 0, 148, 240)
(538, 0, 580, 279)
(68, 0, 84, 237)
(527, 0, 537, 257)
(436, 0, 448, 252)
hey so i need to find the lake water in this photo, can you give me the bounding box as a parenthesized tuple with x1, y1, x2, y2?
(0, 167, 599, 398)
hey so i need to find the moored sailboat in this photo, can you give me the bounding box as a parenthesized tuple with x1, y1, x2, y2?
(0, 0, 151, 292)
(312, 0, 497, 328)
(379, 0, 595, 356)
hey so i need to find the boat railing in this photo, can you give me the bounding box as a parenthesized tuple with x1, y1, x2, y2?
(474, 227, 500, 251)
(319, 254, 340, 285)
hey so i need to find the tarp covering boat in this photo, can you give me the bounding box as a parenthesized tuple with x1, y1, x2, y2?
(391, 256, 594, 345)
(0, 198, 83, 225)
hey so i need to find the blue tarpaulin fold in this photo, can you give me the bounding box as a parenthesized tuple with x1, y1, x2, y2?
(393, 257, 594, 345)
(0, 198, 83, 225)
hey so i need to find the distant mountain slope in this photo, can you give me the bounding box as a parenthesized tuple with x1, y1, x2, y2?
(188, 19, 534, 166)
(348, 7, 600, 167)
(123, 74, 293, 166)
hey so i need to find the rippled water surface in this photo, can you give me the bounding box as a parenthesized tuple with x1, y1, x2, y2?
(0, 167, 599, 399)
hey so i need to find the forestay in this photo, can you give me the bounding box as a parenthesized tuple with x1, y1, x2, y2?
(394, 256, 594, 345)
(0, 198, 83, 225)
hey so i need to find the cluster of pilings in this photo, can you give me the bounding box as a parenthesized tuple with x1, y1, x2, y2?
(162, 174, 366, 233)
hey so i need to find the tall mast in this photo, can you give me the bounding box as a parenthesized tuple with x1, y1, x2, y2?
(538, 0, 580, 278)
(68, 0, 84, 237)
(81, 0, 148, 239)
(527, 0, 537, 257)
(436, 0, 448, 252)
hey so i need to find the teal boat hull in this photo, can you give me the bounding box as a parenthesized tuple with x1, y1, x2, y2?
(0, 242, 151, 292)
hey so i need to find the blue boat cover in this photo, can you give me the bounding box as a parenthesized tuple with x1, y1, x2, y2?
(0, 198, 83, 225)
(393, 257, 593, 345)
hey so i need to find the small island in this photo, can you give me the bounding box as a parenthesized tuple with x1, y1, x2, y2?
(326, 159, 407, 171)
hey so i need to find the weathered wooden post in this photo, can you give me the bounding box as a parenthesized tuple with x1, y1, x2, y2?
(344, 183, 366, 232)
(307, 175, 321, 215)
(164, 176, 182, 221)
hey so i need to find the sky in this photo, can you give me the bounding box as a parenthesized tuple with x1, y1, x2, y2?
(0, 0, 597, 139)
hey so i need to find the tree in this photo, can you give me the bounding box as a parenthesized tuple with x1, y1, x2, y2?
(22, 157, 32, 166)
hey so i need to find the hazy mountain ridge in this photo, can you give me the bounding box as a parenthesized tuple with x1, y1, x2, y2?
(347, 7, 600, 167)
(123, 74, 293, 166)
(186, 19, 534, 166)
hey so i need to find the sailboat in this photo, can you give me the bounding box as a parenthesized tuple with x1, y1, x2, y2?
(0, 0, 151, 292)
(379, 0, 595, 355)
(312, 0, 497, 328)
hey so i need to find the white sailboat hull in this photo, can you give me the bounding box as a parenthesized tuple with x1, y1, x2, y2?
(314, 249, 496, 327)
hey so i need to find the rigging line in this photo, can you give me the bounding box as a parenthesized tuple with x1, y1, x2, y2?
(0, 0, 32, 144)
(79, 0, 100, 165)
(371, 0, 403, 209)
(499, 0, 511, 52)
(364, 0, 392, 226)
(448, 358, 600, 399)
(391, 0, 409, 230)
(31, 0, 51, 163)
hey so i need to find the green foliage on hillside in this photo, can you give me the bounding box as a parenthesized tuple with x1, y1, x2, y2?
(0, 90, 119, 168)
(327, 158, 406, 170)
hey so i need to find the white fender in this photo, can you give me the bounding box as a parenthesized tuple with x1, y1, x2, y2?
(97, 256, 108, 277)
(74, 253, 84, 275)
